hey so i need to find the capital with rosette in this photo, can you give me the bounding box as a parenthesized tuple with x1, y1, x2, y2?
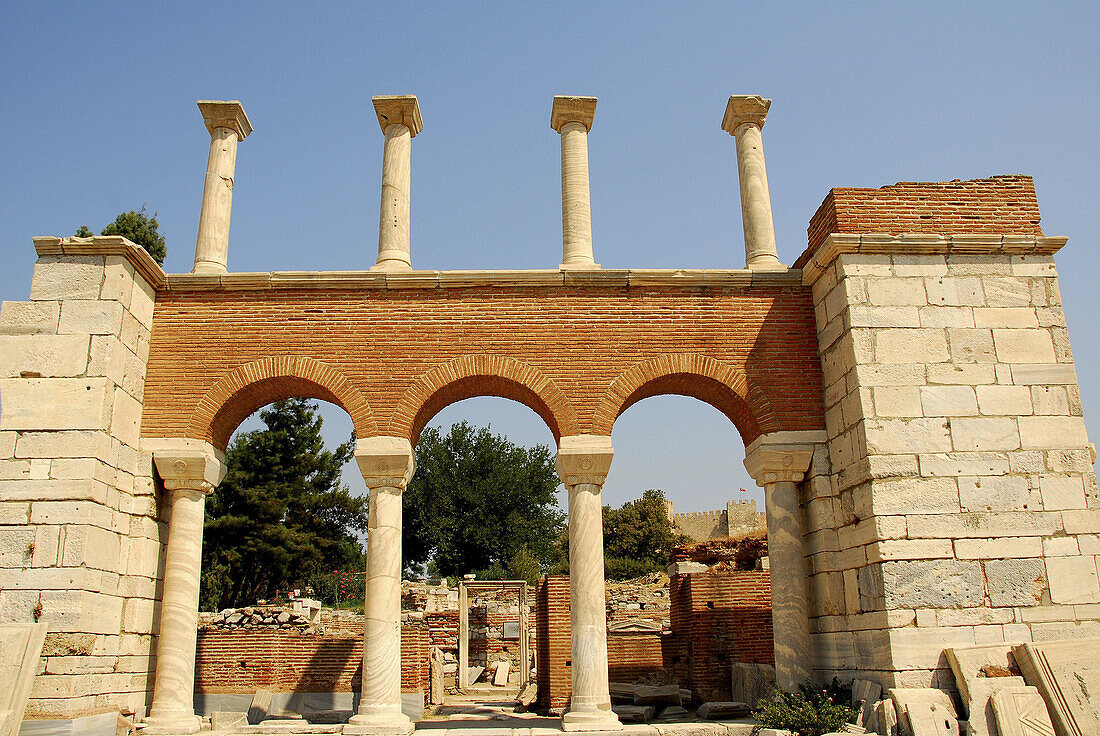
(743, 431, 821, 487)
(152, 441, 227, 495)
(556, 434, 613, 487)
(355, 436, 416, 490)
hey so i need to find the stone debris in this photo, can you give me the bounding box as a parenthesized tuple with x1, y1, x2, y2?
(632, 684, 682, 706)
(492, 658, 510, 686)
(874, 698, 899, 736)
(695, 701, 751, 720)
(210, 711, 248, 731)
(247, 689, 273, 725)
(730, 662, 776, 709)
(1012, 639, 1100, 736)
(0, 623, 47, 736)
(201, 606, 313, 632)
(655, 705, 689, 721)
(669, 533, 768, 570)
(611, 704, 656, 723)
(890, 688, 959, 736)
(989, 686, 1055, 736)
(851, 679, 882, 729)
(517, 681, 538, 707)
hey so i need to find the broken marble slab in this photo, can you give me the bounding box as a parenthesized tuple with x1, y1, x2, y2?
(696, 701, 751, 719)
(889, 689, 959, 736)
(1012, 640, 1100, 736)
(633, 684, 681, 706)
(492, 659, 510, 686)
(945, 643, 1020, 705)
(610, 704, 654, 723)
(875, 698, 899, 736)
(247, 689, 273, 725)
(962, 676, 1027, 736)
(989, 686, 1055, 736)
(851, 679, 882, 729)
(1, 623, 47, 736)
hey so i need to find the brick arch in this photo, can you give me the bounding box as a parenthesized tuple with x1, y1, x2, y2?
(390, 355, 578, 443)
(592, 354, 780, 445)
(188, 356, 377, 450)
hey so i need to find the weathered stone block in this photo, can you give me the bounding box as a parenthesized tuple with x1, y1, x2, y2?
(955, 537, 1042, 560)
(866, 418, 951, 454)
(1010, 363, 1078, 385)
(876, 329, 950, 364)
(927, 363, 996, 385)
(1046, 556, 1100, 604)
(985, 558, 1046, 607)
(0, 378, 112, 431)
(129, 277, 156, 331)
(992, 329, 1055, 364)
(1018, 416, 1087, 450)
(29, 256, 104, 301)
(1030, 385, 1070, 415)
(948, 328, 997, 363)
(0, 300, 60, 334)
(926, 276, 984, 306)
(918, 452, 1009, 477)
(1039, 475, 1086, 510)
(58, 300, 124, 336)
(921, 385, 977, 417)
(973, 307, 1038, 328)
(871, 477, 959, 515)
(882, 559, 984, 609)
(14, 430, 112, 459)
(957, 475, 1035, 512)
(983, 278, 1032, 307)
(975, 385, 1032, 416)
(874, 386, 923, 417)
(950, 417, 1020, 452)
(918, 305, 974, 328)
(0, 334, 89, 378)
(906, 511, 1061, 539)
(868, 278, 928, 306)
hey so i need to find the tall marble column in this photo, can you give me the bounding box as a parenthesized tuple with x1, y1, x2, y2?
(556, 435, 622, 731)
(721, 95, 783, 270)
(144, 442, 226, 736)
(192, 101, 252, 275)
(550, 96, 600, 270)
(370, 96, 422, 272)
(347, 436, 415, 735)
(743, 432, 818, 690)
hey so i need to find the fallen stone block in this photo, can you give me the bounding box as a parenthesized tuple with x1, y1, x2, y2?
(989, 685, 1055, 736)
(247, 689, 273, 725)
(696, 701, 751, 720)
(466, 665, 485, 684)
(609, 682, 639, 704)
(210, 712, 249, 731)
(611, 704, 655, 723)
(1, 623, 47, 736)
(492, 659, 510, 686)
(666, 561, 708, 575)
(633, 684, 681, 706)
(731, 661, 776, 708)
(889, 688, 959, 736)
(944, 643, 1019, 705)
(1013, 639, 1100, 736)
(655, 705, 689, 720)
(517, 682, 538, 707)
(874, 698, 899, 736)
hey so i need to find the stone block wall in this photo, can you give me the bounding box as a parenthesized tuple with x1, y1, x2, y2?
(0, 238, 165, 717)
(797, 176, 1099, 689)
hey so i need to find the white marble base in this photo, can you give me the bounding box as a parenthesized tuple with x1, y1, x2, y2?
(141, 714, 203, 735)
(561, 710, 624, 732)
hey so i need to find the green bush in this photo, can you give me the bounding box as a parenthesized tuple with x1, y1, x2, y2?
(752, 680, 858, 736)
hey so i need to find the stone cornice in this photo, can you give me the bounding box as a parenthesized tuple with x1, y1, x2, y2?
(800, 233, 1067, 287)
(355, 436, 415, 491)
(161, 267, 804, 292)
(556, 434, 614, 487)
(33, 236, 167, 290)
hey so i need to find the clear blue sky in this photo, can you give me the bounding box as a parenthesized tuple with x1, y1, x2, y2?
(2, 2, 1097, 513)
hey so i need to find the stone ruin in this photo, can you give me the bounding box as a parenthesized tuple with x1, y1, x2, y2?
(2, 92, 1099, 736)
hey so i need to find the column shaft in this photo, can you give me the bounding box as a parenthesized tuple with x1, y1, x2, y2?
(764, 479, 813, 689)
(192, 127, 239, 274)
(568, 483, 610, 711)
(734, 123, 781, 269)
(145, 487, 207, 734)
(560, 121, 594, 267)
(374, 123, 413, 270)
(351, 486, 411, 728)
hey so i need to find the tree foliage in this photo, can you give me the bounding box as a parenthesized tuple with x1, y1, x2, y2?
(403, 422, 565, 578)
(603, 489, 686, 580)
(200, 399, 366, 610)
(76, 206, 167, 264)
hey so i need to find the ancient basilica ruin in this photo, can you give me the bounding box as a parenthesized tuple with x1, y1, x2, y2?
(1, 94, 1097, 736)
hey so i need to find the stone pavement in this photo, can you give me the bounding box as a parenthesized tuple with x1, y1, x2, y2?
(229, 722, 757, 736)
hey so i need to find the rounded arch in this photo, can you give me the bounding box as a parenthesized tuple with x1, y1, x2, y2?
(189, 356, 377, 451)
(592, 354, 780, 445)
(390, 355, 578, 443)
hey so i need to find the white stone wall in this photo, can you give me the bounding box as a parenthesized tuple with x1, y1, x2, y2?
(0, 245, 163, 717)
(805, 245, 1098, 689)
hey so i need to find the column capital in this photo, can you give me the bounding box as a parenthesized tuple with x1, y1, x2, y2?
(197, 100, 252, 139)
(356, 436, 415, 490)
(372, 95, 423, 137)
(150, 439, 226, 495)
(743, 431, 825, 487)
(721, 95, 771, 135)
(551, 95, 597, 133)
(556, 434, 613, 486)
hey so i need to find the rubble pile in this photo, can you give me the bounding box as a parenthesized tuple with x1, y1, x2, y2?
(668, 533, 767, 570)
(605, 572, 672, 628)
(199, 606, 313, 632)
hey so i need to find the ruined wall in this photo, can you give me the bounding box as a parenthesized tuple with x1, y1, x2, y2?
(798, 176, 1099, 689)
(0, 239, 165, 718)
(672, 510, 727, 542)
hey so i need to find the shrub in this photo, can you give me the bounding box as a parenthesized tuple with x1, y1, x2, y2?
(752, 680, 858, 736)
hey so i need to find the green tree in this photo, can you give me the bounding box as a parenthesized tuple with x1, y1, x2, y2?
(603, 489, 686, 580)
(199, 398, 366, 610)
(403, 422, 565, 578)
(75, 205, 167, 264)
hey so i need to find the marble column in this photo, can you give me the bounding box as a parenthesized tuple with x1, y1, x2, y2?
(370, 96, 422, 272)
(721, 95, 783, 270)
(347, 436, 415, 735)
(743, 432, 818, 691)
(192, 101, 252, 275)
(556, 435, 622, 731)
(550, 96, 600, 270)
(144, 442, 226, 735)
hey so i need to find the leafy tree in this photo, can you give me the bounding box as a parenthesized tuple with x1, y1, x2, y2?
(603, 489, 686, 580)
(199, 398, 366, 610)
(75, 205, 166, 264)
(403, 422, 565, 578)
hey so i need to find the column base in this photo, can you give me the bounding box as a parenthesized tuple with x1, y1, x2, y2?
(559, 261, 601, 270)
(370, 257, 413, 272)
(561, 709, 623, 732)
(142, 713, 203, 736)
(746, 257, 786, 271)
(190, 261, 229, 275)
(345, 712, 414, 735)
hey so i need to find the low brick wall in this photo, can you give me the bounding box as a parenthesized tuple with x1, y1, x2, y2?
(194, 621, 428, 695)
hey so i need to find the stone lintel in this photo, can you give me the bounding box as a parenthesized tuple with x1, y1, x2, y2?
(149, 438, 227, 493)
(197, 100, 253, 139)
(721, 95, 771, 135)
(32, 236, 167, 290)
(355, 436, 415, 490)
(743, 430, 825, 487)
(551, 95, 598, 133)
(556, 434, 613, 486)
(372, 95, 423, 137)
(799, 233, 1068, 287)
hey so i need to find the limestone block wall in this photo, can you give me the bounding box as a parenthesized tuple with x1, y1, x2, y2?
(801, 231, 1098, 689)
(0, 238, 165, 718)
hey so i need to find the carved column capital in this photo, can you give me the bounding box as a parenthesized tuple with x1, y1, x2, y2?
(556, 434, 614, 487)
(372, 95, 423, 137)
(197, 100, 252, 140)
(743, 431, 824, 487)
(355, 436, 415, 491)
(721, 95, 770, 135)
(551, 95, 597, 133)
(150, 440, 227, 496)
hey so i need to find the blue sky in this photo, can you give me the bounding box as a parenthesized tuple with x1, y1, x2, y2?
(2, 2, 1097, 512)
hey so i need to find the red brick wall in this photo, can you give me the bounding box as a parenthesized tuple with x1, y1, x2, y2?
(800, 175, 1043, 265)
(141, 283, 825, 450)
(194, 622, 428, 694)
(535, 576, 572, 712)
(670, 571, 773, 702)
(607, 635, 666, 684)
